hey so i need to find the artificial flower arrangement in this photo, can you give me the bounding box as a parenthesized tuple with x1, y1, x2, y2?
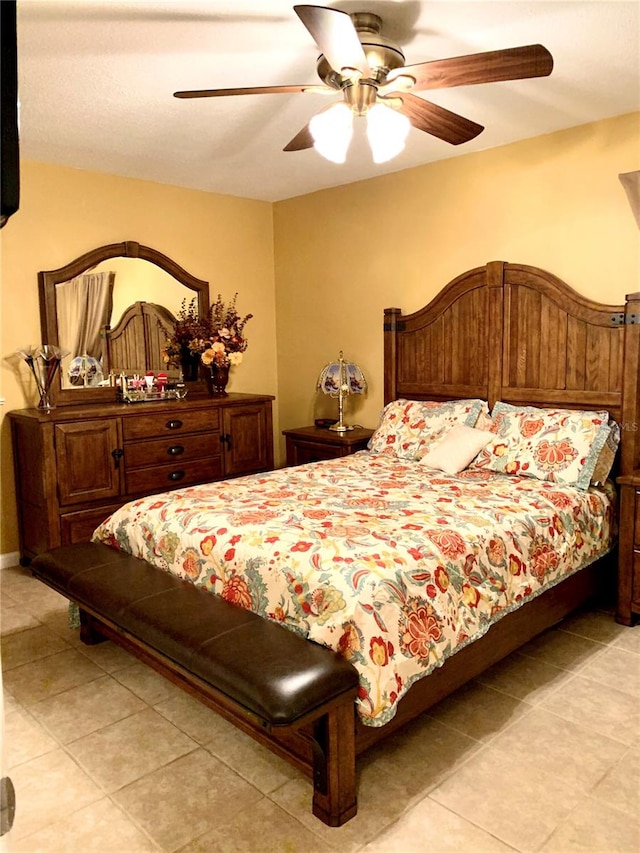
(163, 293, 253, 371)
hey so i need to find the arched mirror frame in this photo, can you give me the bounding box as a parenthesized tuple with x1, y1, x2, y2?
(38, 241, 210, 406)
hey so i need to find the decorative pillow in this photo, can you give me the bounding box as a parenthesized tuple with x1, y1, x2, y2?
(590, 420, 621, 485)
(474, 409, 494, 431)
(368, 398, 486, 460)
(419, 424, 495, 475)
(470, 402, 611, 490)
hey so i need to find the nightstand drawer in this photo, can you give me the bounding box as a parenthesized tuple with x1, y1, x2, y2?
(291, 440, 345, 465)
(635, 495, 640, 547)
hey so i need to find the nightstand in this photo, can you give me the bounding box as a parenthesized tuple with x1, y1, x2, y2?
(617, 470, 640, 625)
(283, 425, 374, 467)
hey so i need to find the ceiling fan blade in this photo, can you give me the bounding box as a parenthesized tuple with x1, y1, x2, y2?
(174, 84, 313, 99)
(389, 92, 484, 145)
(294, 4, 371, 77)
(283, 123, 314, 152)
(388, 45, 553, 91)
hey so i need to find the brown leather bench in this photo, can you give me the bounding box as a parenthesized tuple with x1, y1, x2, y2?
(31, 542, 359, 825)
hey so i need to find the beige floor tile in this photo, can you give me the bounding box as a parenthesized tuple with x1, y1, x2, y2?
(3, 648, 105, 704)
(489, 706, 627, 792)
(430, 746, 584, 852)
(540, 796, 640, 852)
(179, 796, 334, 853)
(540, 674, 640, 745)
(367, 714, 482, 799)
(11, 796, 160, 853)
(29, 673, 145, 743)
(155, 689, 231, 744)
(113, 748, 263, 851)
(476, 650, 574, 704)
(3, 689, 21, 713)
(204, 724, 299, 794)
(77, 637, 136, 672)
(519, 626, 607, 672)
(591, 747, 640, 818)
(0, 566, 34, 591)
(0, 600, 41, 636)
(580, 646, 640, 699)
(6, 707, 57, 768)
(559, 608, 630, 645)
(114, 661, 185, 705)
(271, 744, 453, 853)
(614, 625, 640, 655)
(39, 607, 86, 645)
(9, 748, 103, 840)
(5, 580, 69, 621)
(67, 706, 198, 792)
(1, 624, 71, 670)
(426, 681, 531, 743)
(361, 796, 514, 853)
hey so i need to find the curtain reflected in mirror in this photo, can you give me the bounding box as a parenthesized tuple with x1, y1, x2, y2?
(57, 271, 114, 387)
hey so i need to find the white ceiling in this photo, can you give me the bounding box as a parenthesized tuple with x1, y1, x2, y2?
(16, 0, 640, 202)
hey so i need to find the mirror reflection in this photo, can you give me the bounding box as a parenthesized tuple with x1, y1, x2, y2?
(56, 257, 192, 389)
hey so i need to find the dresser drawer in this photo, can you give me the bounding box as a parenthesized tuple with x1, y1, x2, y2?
(126, 456, 222, 495)
(123, 408, 219, 440)
(635, 494, 640, 547)
(125, 433, 220, 469)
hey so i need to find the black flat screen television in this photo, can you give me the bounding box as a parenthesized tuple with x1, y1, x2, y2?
(1, 1, 19, 228)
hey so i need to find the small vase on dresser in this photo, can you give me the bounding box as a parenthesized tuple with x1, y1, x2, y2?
(204, 362, 230, 396)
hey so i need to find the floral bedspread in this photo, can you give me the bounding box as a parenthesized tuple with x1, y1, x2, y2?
(93, 453, 615, 727)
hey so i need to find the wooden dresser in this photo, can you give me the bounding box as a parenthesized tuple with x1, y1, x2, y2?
(8, 393, 274, 563)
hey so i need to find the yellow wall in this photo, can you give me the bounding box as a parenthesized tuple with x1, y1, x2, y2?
(0, 162, 277, 555)
(273, 112, 640, 441)
(1, 112, 639, 558)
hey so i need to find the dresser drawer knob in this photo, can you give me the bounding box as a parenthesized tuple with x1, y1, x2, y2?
(168, 470, 185, 482)
(167, 445, 185, 456)
(166, 419, 183, 430)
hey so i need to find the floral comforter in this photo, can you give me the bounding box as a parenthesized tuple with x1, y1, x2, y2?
(93, 453, 615, 726)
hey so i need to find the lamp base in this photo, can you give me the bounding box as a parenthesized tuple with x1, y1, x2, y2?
(329, 422, 354, 432)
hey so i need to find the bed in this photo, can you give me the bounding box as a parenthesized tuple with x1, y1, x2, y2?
(37, 261, 640, 825)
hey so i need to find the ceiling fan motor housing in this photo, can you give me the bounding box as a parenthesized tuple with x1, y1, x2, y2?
(316, 12, 406, 89)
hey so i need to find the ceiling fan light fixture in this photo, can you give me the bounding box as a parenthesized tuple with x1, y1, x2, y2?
(310, 102, 353, 164)
(366, 104, 410, 164)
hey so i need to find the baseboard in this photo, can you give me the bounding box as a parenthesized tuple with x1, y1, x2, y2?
(1, 552, 20, 570)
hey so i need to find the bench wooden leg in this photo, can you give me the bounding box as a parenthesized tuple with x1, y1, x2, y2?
(310, 700, 357, 827)
(79, 609, 108, 645)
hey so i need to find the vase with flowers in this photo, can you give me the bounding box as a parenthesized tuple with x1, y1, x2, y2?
(163, 293, 252, 396)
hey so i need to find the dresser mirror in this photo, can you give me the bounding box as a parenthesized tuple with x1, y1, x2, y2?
(39, 241, 210, 406)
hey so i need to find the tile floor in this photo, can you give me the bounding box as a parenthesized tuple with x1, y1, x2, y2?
(2, 563, 639, 853)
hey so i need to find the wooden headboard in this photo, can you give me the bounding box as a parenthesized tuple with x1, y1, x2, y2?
(384, 261, 640, 475)
(103, 300, 175, 376)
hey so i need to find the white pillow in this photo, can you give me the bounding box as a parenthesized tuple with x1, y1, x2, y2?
(419, 424, 495, 475)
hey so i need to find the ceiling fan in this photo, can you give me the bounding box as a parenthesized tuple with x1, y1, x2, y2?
(174, 4, 553, 164)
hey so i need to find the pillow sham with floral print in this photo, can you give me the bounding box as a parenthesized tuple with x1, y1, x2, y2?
(590, 420, 621, 486)
(470, 402, 610, 490)
(367, 398, 487, 460)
